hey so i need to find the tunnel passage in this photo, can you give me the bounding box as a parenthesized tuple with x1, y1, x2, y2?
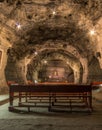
(37, 59, 74, 83)
(26, 49, 83, 84)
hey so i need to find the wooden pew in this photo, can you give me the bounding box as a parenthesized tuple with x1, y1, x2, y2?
(91, 82, 102, 90)
(8, 83, 92, 112)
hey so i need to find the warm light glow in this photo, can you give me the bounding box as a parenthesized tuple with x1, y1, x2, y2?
(52, 11, 56, 15)
(34, 51, 38, 55)
(44, 60, 47, 64)
(89, 29, 95, 35)
(53, 69, 58, 76)
(34, 80, 38, 83)
(16, 23, 21, 29)
(49, 75, 52, 78)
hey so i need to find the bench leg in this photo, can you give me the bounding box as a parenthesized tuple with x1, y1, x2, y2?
(28, 107, 30, 112)
(69, 99, 72, 112)
(9, 92, 14, 111)
(25, 92, 28, 102)
(89, 95, 93, 112)
(48, 93, 52, 111)
(51, 94, 56, 106)
(18, 92, 22, 106)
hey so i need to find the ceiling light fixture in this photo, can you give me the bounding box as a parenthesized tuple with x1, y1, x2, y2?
(16, 23, 21, 29)
(52, 10, 56, 15)
(44, 60, 47, 64)
(89, 29, 95, 36)
(34, 51, 38, 55)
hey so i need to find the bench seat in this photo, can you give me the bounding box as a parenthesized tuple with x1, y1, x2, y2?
(8, 83, 92, 112)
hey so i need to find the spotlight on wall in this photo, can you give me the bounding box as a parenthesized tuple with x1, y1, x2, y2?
(34, 51, 38, 55)
(16, 23, 21, 29)
(66, 61, 69, 64)
(52, 10, 56, 15)
(44, 60, 47, 64)
(89, 29, 95, 36)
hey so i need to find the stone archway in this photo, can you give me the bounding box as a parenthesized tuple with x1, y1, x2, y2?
(38, 60, 74, 83)
(27, 49, 83, 83)
(26, 41, 88, 83)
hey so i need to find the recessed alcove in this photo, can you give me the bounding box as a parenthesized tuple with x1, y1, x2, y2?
(38, 59, 74, 82)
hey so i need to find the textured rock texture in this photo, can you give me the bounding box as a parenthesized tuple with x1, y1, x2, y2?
(0, 0, 102, 87)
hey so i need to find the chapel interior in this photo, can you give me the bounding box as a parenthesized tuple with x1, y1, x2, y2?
(0, 0, 102, 93)
(0, 1, 102, 129)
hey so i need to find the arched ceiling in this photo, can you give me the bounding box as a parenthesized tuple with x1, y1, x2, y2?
(0, 0, 102, 61)
(0, 0, 101, 85)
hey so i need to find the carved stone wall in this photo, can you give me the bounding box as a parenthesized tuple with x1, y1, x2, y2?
(0, 0, 102, 92)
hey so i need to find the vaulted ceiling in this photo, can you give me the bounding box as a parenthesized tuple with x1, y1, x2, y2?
(0, 0, 102, 84)
(0, 0, 102, 59)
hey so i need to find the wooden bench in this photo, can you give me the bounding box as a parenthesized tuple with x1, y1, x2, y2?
(91, 82, 102, 90)
(8, 83, 92, 112)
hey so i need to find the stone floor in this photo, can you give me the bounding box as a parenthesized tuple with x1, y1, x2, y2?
(0, 90, 102, 130)
(0, 95, 9, 102)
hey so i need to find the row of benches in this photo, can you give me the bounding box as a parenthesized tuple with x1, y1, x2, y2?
(8, 83, 93, 112)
